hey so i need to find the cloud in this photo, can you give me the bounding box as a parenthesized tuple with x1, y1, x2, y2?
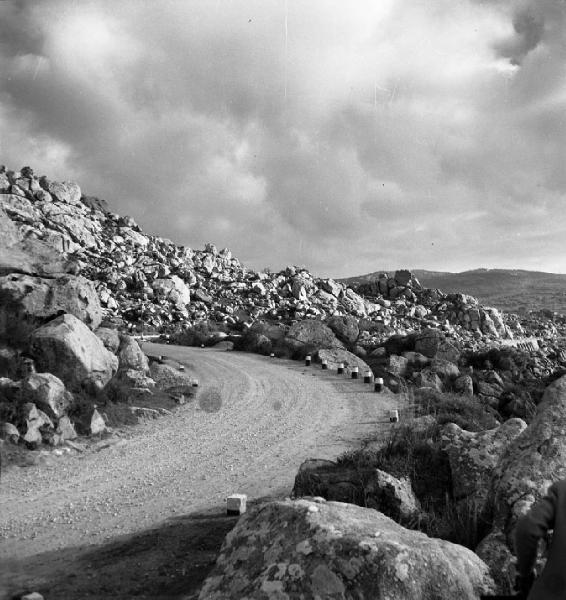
(0, 0, 565, 277)
(494, 9, 545, 65)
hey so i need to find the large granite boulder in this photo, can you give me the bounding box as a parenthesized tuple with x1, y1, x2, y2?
(487, 375, 566, 534)
(20, 372, 73, 419)
(325, 315, 360, 345)
(29, 314, 118, 393)
(440, 419, 527, 505)
(317, 348, 371, 374)
(0, 206, 71, 277)
(152, 275, 191, 308)
(117, 335, 148, 373)
(40, 179, 82, 205)
(284, 320, 344, 355)
(198, 498, 495, 599)
(0, 273, 102, 345)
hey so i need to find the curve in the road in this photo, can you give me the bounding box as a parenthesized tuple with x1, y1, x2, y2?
(0, 345, 403, 594)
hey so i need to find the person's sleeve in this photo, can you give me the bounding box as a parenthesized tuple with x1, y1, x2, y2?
(514, 483, 558, 576)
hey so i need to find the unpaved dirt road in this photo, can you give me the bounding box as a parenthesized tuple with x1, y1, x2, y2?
(0, 345, 402, 599)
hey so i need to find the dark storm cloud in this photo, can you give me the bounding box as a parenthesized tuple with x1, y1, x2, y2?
(1, 0, 565, 276)
(495, 9, 545, 65)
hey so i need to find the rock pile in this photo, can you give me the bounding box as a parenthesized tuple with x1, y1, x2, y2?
(0, 165, 528, 351)
(0, 167, 200, 452)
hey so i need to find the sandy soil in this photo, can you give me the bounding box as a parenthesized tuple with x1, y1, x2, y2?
(0, 344, 403, 599)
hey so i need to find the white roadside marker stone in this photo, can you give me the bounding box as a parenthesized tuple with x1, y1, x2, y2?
(226, 494, 247, 516)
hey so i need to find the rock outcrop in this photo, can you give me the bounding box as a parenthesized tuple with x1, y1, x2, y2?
(0, 273, 102, 345)
(0, 165, 533, 355)
(198, 498, 495, 599)
(440, 419, 527, 505)
(29, 314, 118, 393)
(488, 375, 566, 533)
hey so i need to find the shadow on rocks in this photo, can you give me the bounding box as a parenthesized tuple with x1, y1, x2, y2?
(1, 507, 238, 600)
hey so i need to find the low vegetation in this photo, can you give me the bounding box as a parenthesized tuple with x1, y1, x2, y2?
(409, 388, 499, 431)
(335, 389, 496, 549)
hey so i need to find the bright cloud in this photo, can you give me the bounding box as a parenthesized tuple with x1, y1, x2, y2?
(0, 0, 564, 276)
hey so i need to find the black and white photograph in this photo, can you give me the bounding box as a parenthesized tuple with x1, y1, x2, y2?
(1, 1, 565, 598)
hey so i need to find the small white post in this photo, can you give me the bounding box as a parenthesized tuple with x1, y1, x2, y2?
(226, 494, 247, 516)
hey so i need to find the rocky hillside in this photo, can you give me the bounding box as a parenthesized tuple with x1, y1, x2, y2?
(0, 165, 553, 348)
(344, 268, 566, 316)
(2, 164, 566, 429)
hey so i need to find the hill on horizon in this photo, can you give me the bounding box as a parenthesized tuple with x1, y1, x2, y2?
(341, 268, 566, 316)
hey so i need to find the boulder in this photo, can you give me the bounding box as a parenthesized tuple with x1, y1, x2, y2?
(41, 180, 82, 205)
(284, 320, 344, 355)
(317, 348, 371, 374)
(149, 362, 195, 389)
(414, 368, 444, 392)
(319, 278, 342, 297)
(0, 421, 20, 443)
(454, 374, 474, 396)
(95, 327, 121, 353)
(0, 274, 102, 345)
(118, 335, 148, 373)
(488, 375, 566, 535)
(29, 314, 118, 393)
(387, 354, 409, 377)
(402, 351, 430, 369)
(394, 269, 413, 286)
(21, 372, 73, 419)
(56, 415, 77, 441)
(21, 402, 53, 447)
(0, 206, 72, 277)
(325, 315, 359, 345)
(364, 469, 422, 521)
(340, 288, 367, 316)
(198, 498, 495, 599)
(152, 275, 191, 308)
(430, 358, 460, 380)
(440, 419, 527, 504)
(87, 408, 106, 435)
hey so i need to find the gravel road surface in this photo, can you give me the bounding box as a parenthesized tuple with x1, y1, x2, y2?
(0, 345, 402, 599)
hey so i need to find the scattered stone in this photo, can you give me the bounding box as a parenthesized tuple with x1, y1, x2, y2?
(21, 372, 73, 419)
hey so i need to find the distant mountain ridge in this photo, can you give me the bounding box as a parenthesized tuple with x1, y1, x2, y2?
(341, 269, 566, 315)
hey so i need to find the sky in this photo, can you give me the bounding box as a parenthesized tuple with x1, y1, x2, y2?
(0, 0, 565, 278)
